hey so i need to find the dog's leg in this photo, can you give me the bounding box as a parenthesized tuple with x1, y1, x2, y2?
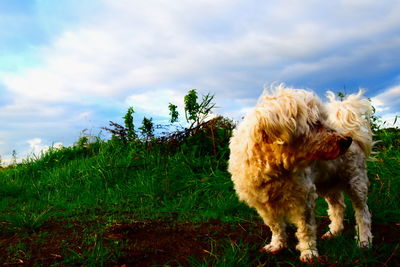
(290, 190, 319, 262)
(260, 221, 287, 254)
(322, 192, 346, 239)
(346, 175, 373, 249)
(292, 210, 319, 262)
(256, 206, 287, 254)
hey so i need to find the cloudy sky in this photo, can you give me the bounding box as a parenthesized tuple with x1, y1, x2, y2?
(1, 0, 400, 162)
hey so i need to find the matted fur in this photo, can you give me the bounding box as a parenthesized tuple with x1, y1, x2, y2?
(228, 85, 373, 262)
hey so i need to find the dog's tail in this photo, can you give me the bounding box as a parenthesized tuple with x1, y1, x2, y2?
(326, 90, 373, 156)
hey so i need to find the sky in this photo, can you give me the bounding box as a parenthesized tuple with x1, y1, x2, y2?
(1, 0, 400, 163)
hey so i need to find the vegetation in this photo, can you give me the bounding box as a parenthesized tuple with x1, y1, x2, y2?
(0, 90, 399, 266)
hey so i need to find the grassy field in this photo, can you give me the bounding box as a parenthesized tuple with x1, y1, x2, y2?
(0, 122, 399, 266)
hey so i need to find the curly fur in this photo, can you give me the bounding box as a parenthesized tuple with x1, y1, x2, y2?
(325, 90, 373, 156)
(228, 84, 373, 262)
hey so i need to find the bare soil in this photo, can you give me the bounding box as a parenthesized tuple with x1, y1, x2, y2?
(0, 218, 399, 266)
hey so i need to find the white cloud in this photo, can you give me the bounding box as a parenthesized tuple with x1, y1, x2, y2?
(370, 85, 400, 117)
(75, 111, 92, 121)
(27, 138, 63, 156)
(2, 0, 400, 106)
(0, 99, 64, 118)
(1, 0, 400, 161)
(125, 89, 185, 118)
(379, 113, 400, 128)
(370, 85, 400, 128)
(27, 138, 49, 155)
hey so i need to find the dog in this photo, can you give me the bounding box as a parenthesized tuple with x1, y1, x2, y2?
(228, 84, 373, 262)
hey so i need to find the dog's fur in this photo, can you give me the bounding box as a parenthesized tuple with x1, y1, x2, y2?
(228, 85, 373, 262)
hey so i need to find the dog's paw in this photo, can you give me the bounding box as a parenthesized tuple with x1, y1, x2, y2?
(259, 243, 285, 254)
(357, 240, 372, 250)
(321, 231, 333, 239)
(322, 229, 343, 239)
(355, 234, 372, 249)
(299, 249, 319, 263)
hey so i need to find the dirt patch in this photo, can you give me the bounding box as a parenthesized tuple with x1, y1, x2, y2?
(0, 218, 399, 266)
(0, 220, 86, 266)
(104, 218, 273, 266)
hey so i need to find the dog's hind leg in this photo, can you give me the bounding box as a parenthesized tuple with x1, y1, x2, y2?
(346, 175, 373, 249)
(256, 206, 287, 254)
(321, 191, 346, 239)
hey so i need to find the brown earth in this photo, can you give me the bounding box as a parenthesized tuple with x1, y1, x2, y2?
(0, 218, 399, 266)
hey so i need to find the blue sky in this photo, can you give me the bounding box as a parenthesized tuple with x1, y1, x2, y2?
(1, 0, 400, 163)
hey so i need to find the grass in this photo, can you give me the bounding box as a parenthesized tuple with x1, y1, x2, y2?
(0, 128, 399, 265)
(1, 138, 250, 224)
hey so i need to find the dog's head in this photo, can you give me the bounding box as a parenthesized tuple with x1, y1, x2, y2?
(246, 86, 352, 171)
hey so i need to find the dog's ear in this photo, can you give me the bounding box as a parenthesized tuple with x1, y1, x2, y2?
(308, 134, 352, 160)
(254, 92, 323, 144)
(252, 107, 296, 144)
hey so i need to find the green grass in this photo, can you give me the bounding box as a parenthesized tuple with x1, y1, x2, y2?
(0, 139, 253, 226)
(0, 129, 399, 265)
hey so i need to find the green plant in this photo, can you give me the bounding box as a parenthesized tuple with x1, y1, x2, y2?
(337, 91, 345, 101)
(370, 102, 383, 132)
(3, 207, 51, 232)
(6, 242, 31, 264)
(76, 136, 89, 148)
(139, 117, 154, 141)
(80, 233, 112, 267)
(102, 107, 138, 142)
(183, 89, 216, 129)
(184, 89, 200, 124)
(11, 149, 17, 166)
(168, 103, 179, 123)
(123, 107, 136, 141)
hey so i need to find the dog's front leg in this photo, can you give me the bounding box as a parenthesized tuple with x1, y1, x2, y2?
(290, 190, 319, 262)
(255, 205, 287, 254)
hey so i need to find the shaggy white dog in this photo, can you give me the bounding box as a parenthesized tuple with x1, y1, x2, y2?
(228, 85, 373, 262)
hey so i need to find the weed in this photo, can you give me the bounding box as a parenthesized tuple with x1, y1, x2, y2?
(2, 207, 51, 232)
(5, 242, 31, 264)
